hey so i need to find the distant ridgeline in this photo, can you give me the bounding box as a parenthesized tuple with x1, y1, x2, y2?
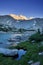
(0, 15, 43, 33)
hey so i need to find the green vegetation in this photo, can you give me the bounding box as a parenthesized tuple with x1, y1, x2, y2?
(29, 32, 43, 42)
(0, 32, 43, 65)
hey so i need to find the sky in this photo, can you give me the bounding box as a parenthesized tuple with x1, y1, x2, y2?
(0, 0, 43, 18)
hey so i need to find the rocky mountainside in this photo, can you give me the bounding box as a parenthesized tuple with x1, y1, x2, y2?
(0, 15, 43, 32)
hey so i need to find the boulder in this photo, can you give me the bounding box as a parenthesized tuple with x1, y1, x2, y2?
(0, 48, 18, 56)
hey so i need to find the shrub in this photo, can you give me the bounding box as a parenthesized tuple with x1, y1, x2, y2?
(29, 33, 43, 42)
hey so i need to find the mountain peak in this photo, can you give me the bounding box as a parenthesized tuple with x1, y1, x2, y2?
(9, 14, 28, 20)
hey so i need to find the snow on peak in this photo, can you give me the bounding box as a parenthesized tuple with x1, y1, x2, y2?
(28, 17, 34, 20)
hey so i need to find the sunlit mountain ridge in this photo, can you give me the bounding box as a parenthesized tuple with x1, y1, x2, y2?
(9, 14, 28, 20)
(0, 14, 43, 32)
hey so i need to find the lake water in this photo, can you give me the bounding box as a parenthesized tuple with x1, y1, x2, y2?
(0, 31, 36, 59)
(0, 32, 29, 48)
(0, 31, 36, 48)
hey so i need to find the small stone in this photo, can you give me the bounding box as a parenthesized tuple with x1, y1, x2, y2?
(31, 40, 35, 43)
(31, 61, 40, 65)
(38, 52, 43, 55)
(28, 60, 33, 64)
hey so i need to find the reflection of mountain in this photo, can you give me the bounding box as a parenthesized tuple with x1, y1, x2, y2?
(0, 15, 43, 32)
